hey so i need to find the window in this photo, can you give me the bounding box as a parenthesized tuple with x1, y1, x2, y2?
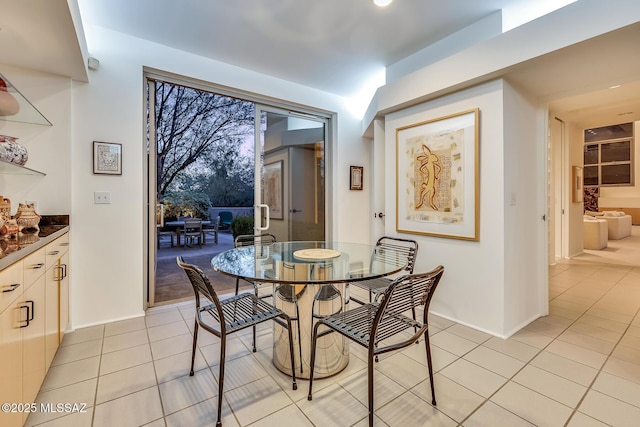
(583, 123, 634, 187)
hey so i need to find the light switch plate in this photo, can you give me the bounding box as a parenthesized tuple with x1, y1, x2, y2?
(94, 191, 111, 204)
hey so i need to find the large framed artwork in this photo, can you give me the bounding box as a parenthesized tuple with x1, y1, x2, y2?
(396, 109, 479, 241)
(264, 160, 283, 219)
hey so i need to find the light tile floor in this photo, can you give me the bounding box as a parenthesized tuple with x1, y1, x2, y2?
(26, 261, 640, 426)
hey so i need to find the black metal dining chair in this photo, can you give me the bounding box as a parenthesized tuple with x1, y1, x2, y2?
(233, 233, 277, 351)
(233, 233, 277, 297)
(308, 265, 445, 427)
(177, 257, 297, 427)
(349, 236, 419, 306)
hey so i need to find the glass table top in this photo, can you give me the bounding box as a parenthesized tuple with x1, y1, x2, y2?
(211, 241, 407, 284)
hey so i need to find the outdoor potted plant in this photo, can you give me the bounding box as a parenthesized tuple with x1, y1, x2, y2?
(231, 216, 254, 239)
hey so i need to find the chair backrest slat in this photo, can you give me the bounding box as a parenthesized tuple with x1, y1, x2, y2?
(184, 218, 202, 231)
(177, 256, 226, 329)
(371, 236, 418, 274)
(234, 233, 276, 247)
(373, 266, 444, 339)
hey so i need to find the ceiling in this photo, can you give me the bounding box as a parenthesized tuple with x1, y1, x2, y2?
(75, 0, 539, 97)
(1, 0, 639, 128)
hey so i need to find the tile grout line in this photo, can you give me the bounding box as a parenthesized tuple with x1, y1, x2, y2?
(456, 266, 637, 426)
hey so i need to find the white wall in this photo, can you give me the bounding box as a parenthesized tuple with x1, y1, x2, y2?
(383, 80, 544, 337)
(502, 80, 545, 335)
(567, 122, 586, 257)
(69, 26, 368, 327)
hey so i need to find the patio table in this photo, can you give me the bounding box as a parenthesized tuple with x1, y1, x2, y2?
(165, 220, 211, 246)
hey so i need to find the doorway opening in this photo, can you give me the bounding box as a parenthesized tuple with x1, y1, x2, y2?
(145, 73, 330, 307)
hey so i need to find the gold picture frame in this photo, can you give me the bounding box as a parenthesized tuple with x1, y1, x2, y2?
(264, 161, 283, 219)
(396, 109, 480, 241)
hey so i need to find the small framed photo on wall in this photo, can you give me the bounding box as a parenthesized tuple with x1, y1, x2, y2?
(573, 166, 583, 203)
(350, 166, 363, 190)
(93, 141, 122, 175)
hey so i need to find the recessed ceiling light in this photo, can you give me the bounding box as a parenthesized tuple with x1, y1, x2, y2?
(609, 84, 622, 89)
(374, 0, 393, 7)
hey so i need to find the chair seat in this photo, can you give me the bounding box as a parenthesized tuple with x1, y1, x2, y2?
(203, 292, 286, 334)
(321, 302, 420, 348)
(352, 277, 392, 294)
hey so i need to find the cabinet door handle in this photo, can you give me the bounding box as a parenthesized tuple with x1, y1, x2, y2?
(49, 250, 60, 256)
(33, 263, 44, 269)
(27, 300, 35, 321)
(20, 303, 30, 328)
(60, 242, 69, 246)
(2, 283, 20, 293)
(61, 264, 68, 279)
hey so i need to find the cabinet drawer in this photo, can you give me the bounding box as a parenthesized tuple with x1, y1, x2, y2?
(23, 247, 46, 288)
(45, 233, 69, 269)
(0, 261, 23, 313)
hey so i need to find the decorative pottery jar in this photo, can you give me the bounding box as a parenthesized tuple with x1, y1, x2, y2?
(14, 203, 41, 231)
(1, 219, 19, 236)
(0, 135, 28, 166)
(0, 77, 20, 116)
(0, 195, 10, 222)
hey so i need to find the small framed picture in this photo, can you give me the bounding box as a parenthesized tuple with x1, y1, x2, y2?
(573, 166, 583, 203)
(93, 141, 122, 175)
(350, 166, 363, 190)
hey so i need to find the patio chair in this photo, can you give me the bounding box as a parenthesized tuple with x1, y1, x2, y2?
(157, 230, 175, 248)
(177, 257, 297, 427)
(183, 218, 204, 248)
(202, 215, 220, 245)
(218, 211, 233, 231)
(308, 266, 445, 427)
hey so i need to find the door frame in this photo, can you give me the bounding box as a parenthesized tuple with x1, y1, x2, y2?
(143, 69, 335, 307)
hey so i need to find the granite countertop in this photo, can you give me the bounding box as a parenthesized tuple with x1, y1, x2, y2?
(0, 215, 69, 270)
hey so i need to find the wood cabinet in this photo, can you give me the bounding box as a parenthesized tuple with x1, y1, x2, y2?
(0, 262, 24, 427)
(45, 235, 69, 369)
(0, 232, 69, 427)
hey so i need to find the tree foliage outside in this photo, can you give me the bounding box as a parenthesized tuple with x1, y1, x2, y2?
(160, 191, 212, 220)
(154, 81, 256, 209)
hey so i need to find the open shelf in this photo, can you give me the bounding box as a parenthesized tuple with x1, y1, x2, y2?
(0, 72, 51, 126)
(0, 158, 46, 176)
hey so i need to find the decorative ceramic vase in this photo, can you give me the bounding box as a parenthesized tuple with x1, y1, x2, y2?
(14, 202, 41, 231)
(0, 77, 20, 116)
(0, 195, 10, 222)
(1, 219, 19, 236)
(0, 135, 28, 166)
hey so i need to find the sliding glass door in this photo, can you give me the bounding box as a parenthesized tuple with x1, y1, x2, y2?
(254, 106, 326, 241)
(145, 73, 330, 307)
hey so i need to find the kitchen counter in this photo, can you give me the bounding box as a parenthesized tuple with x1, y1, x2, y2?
(0, 225, 69, 270)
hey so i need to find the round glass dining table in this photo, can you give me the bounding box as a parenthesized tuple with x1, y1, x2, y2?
(211, 241, 407, 378)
